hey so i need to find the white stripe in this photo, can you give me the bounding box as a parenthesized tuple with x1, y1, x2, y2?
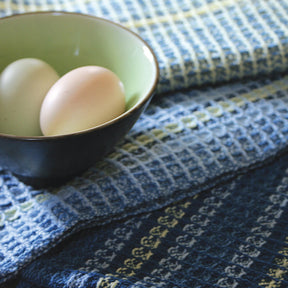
(4, 0, 12, 15)
(16, 0, 26, 12)
(73, 0, 88, 13)
(134, 0, 180, 90)
(155, 0, 192, 87)
(258, 0, 288, 69)
(36, 0, 50, 11)
(183, 0, 228, 83)
(127, 0, 174, 90)
(245, 0, 282, 71)
(142, 183, 233, 285)
(98, 0, 121, 22)
(201, 0, 242, 80)
(232, 0, 270, 75)
(216, 171, 288, 287)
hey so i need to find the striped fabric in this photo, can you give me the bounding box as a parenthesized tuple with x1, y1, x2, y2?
(16, 156, 288, 287)
(0, 0, 288, 93)
(0, 0, 288, 287)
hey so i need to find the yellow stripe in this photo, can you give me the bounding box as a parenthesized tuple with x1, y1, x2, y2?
(109, 75, 288, 157)
(113, 201, 191, 278)
(124, 0, 242, 28)
(258, 236, 288, 287)
(96, 277, 119, 288)
(0, 0, 242, 27)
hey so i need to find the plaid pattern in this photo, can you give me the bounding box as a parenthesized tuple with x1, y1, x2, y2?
(1, 0, 288, 287)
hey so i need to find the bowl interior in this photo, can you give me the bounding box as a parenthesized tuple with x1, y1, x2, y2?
(0, 12, 158, 116)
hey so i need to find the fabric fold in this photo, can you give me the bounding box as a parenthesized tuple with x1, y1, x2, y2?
(1, 0, 288, 93)
(2, 74, 288, 283)
(17, 151, 288, 287)
(1, 0, 288, 285)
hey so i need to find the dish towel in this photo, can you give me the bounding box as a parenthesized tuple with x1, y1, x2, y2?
(1, 0, 288, 287)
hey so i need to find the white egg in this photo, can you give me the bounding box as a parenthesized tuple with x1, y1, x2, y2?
(0, 58, 59, 136)
(40, 66, 126, 136)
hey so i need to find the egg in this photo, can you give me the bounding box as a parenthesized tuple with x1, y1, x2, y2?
(0, 58, 59, 136)
(40, 66, 126, 136)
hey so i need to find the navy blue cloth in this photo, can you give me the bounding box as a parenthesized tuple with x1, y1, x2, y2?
(1, 74, 288, 285)
(16, 151, 288, 287)
(2, 74, 288, 287)
(1, 0, 288, 287)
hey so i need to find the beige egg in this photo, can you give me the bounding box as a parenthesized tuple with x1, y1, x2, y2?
(40, 66, 126, 136)
(0, 58, 59, 136)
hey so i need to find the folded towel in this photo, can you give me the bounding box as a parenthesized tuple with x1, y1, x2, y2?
(1, 0, 288, 93)
(2, 74, 288, 284)
(1, 0, 288, 286)
(17, 150, 288, 287)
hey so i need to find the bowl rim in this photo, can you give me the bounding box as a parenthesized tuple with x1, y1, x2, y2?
(0, 11, 159, 140)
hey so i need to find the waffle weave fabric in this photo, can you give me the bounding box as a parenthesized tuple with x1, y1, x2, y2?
(1, 0, 288, 94)
(16, 153, 288, 287)
(1, 0, 288, 287)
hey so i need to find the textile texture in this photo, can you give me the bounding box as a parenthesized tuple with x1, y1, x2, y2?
(0, 0, 288, 287)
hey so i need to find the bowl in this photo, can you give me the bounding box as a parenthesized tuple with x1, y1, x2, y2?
(0, 12, 159, 187)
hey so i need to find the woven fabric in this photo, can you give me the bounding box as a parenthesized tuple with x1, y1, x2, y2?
(2, 75, 288, 286)
(16, 153, 288, 287)
(0, 0, 288, 287)
(1, 0, 288, 93)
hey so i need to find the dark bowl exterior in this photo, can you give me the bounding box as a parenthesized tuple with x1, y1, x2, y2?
(0, 95, 153, 187)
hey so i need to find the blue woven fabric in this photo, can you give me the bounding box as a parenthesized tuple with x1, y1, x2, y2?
(15, 152, 288, 287)
(3, 74, 288, 286)
(1, 0, 288, 287)
(1, 0, 288, 93)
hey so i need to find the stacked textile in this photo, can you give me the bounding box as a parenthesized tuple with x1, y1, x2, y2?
(1, 0, 288, 287)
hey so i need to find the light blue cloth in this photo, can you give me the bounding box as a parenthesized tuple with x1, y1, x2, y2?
(1, 0, 288, 286)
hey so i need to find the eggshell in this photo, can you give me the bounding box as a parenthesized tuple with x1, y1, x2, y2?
(0, 58, 59, 136)
(40, 66, 126, 136)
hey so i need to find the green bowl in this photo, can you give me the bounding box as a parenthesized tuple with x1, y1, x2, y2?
(0, 12, 159, 187)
